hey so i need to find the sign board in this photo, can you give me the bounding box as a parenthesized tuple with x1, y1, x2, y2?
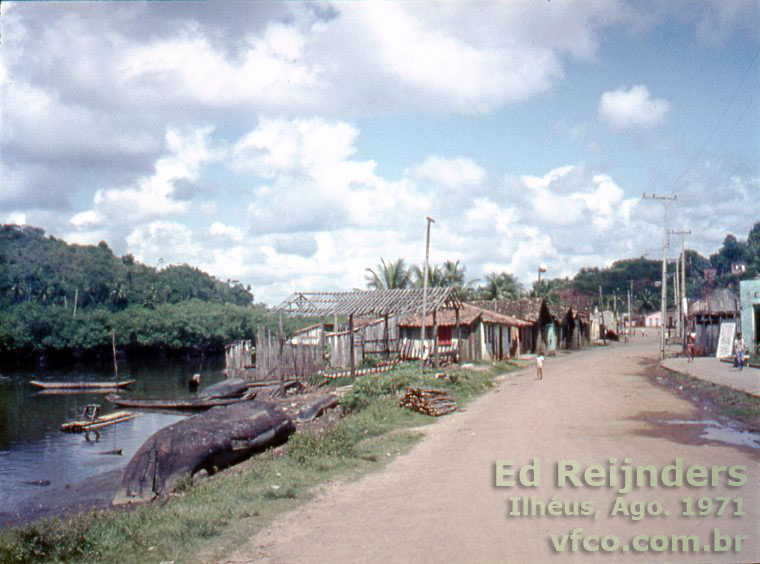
(715, 322, 736, 359)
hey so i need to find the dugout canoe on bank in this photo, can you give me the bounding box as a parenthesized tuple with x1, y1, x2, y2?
(30, 379, 136, 390)
(106, 393, 257, 410)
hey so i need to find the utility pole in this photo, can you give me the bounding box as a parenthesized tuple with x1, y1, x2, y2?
(670, 229, 691, 344)
(628, 280, 633, 340)
(420, 216, 435, 371)
(599, 285, 606, 344)
(642, 193, 677, 359)
(673, 258, 680, 340)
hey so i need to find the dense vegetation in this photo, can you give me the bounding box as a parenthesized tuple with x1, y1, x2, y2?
(0, 225, 290, 364)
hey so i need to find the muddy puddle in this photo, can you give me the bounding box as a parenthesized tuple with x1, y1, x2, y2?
(629, 358, 760, 453)
(658, 418, 759, 449)
(632, 412, 760, 452)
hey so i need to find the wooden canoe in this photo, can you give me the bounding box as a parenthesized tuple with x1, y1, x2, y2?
(30, 379, 136, 390)
(35, 388, 121, 396)
(60, 411, 136, 433)
(105, 393, 256, 410)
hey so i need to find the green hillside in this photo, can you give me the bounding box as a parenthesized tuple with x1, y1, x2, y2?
(0, 225, 280, 363)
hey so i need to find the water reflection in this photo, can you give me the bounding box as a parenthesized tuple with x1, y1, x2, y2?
(0, 355, 224, 514)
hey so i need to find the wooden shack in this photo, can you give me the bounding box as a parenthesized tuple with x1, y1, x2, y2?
(687, 288, 740, 356)
(398, 303, 530, 362)
(472, 298, 557, 354)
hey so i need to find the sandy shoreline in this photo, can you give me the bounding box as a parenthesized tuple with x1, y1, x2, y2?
(0, 467, 123, 530)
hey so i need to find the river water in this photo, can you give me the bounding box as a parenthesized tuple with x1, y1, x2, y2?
(0, 355, 226, 517)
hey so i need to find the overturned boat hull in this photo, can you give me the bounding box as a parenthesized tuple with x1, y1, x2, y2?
(114, 401, 295, 504)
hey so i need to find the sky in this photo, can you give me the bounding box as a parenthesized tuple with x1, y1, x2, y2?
(1, 1, 759, 305)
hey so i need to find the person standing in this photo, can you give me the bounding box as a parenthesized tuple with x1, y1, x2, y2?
(536, 353, 544, 380)
(733, 333, 746, 371)
(687, 331, 696, 363)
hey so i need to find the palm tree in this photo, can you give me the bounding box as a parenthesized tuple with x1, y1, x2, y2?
(440, 260, 466, 287)
(479, 272, 523, 300)
(365, 258, 411, 290)
(532, 278, 563, 305)
(410, 264, 444, 288)
(636, 288, 657, 313)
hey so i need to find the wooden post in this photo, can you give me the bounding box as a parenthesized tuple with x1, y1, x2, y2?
(432, 308, 439, 368)
(111, 328, 119, 380)
(383, 315, 389, 359)
(420, 216, 435, 371)
(278, 311, 285, 384)
(73, 288, 78, 319)
(349, 313, 355, 378)
(455, 306, 461, 362)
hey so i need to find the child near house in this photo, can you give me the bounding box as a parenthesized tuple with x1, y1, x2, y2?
(733, 333, 746, 371)
(536, 353, 544, 380)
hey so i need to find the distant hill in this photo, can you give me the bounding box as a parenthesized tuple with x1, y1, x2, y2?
(0, 224, 253, 311)
(0, 224, 278, 364)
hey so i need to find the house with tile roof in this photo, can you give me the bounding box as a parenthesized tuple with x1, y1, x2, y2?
(398, 303, 531, 362)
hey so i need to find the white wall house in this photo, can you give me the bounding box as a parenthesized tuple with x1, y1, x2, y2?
(645, 309, 676, 327)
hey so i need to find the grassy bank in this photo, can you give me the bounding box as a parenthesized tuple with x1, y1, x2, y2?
(0, 362, 516, 563)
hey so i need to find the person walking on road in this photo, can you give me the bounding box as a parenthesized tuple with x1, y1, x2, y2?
(535, 353, 544, 380)
(733, 333, 746, 371)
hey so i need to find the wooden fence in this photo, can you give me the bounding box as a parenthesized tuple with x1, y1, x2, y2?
(253, 327, 325, 381)
(224, 340, 254, 379)
(225, 329, 326, 381)
(326, 316, 399, 368)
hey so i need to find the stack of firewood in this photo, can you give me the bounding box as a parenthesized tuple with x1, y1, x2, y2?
(399, 386, 457, 416)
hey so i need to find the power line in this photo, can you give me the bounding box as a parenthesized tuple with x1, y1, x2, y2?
(670, 45, 760, 194)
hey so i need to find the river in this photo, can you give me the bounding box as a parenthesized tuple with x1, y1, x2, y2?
(0, 354, 226, 519)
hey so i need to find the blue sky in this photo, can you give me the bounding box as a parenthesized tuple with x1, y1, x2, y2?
(1, 1, 758, 304)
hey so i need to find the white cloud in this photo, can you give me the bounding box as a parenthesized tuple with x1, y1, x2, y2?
(598, 85, 671, 129)
(5, 212, 27, 225)
(126, 221, 202, 266)
(209, 221, 244, 242)
(408, 156, 487, 188)
(69, 127, 220, 231)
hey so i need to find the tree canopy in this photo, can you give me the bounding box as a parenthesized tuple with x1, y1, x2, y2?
(0, 225, 281, 363)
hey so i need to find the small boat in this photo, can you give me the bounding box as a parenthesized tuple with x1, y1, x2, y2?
(35, 388, 121, 396)
(30, 379, 136, 390)
(60, 406, 137, 433)
(105, 393, 256, 410)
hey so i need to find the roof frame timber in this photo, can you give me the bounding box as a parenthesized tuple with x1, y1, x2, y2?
(276, 288, 459, 318)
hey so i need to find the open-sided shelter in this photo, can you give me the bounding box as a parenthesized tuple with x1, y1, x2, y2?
(277, 288, 460, 374)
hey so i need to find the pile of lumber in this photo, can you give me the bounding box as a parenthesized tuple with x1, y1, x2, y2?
(399, 386, 457, 417)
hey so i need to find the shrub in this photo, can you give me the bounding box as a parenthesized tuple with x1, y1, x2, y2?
(286, 424, 356, 464)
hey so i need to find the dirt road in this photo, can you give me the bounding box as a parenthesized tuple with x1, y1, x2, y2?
(226, 337, 759, 563)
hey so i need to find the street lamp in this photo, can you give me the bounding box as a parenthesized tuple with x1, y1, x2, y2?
(537, 263, 548, 283)
(536, 264, 548, 297)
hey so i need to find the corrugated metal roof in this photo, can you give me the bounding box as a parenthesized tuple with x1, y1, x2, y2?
(689, 288, 739, 315)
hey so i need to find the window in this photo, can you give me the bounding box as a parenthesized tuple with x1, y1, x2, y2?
(438, 326, 452, 346)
